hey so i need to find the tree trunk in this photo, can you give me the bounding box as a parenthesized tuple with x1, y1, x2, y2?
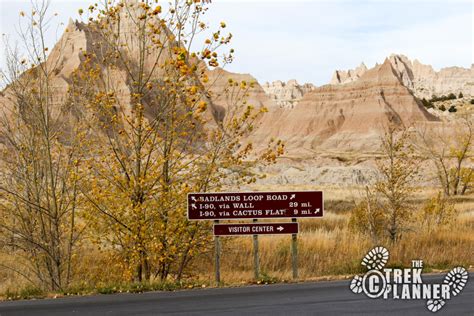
(136, 263, 142, 282)
(143, 254, 151, 281)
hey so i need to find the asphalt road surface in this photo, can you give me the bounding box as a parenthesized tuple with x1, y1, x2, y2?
(0, 274, 472, 315)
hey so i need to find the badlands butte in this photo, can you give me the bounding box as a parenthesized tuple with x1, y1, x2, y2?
(255, 55, 473, 186)
(1, 17, 473, 187)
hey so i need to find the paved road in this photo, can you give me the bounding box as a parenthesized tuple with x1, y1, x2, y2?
(0, 274, 472, 315)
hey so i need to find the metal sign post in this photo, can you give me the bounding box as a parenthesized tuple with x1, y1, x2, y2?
(253, 219, 259, 280)
(291, 218, 298, 280)
(214, 219, 220, 285)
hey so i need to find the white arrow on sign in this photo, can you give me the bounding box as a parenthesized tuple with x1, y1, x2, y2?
(314, 208, 320, 214)
(191, 204, 197, 209)
(277, 226, 284, 232)
(191, 196, 197, 202)
(290, 194, 296, 200)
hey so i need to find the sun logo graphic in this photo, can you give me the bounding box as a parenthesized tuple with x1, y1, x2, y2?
(349, 246, 469, 313)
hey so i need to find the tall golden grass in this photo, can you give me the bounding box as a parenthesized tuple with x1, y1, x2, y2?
(1, 187, 473, 295)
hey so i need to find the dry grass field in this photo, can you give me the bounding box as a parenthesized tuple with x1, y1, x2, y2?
(1, 185, 473, 298)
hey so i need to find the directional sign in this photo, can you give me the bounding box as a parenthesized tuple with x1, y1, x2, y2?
(214, 223, 299, 236)
(187, 191, 323, 220)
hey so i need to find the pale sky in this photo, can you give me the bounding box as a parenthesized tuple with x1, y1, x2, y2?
(0, 0, 472, 86)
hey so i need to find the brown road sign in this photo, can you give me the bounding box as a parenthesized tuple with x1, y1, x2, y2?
(187, 191, 323, 220)
(214, 223, 299, 236)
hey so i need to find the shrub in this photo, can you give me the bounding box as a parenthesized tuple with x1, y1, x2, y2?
(419, 192, 456, 232)
(421, 98, 433, 109)
(448, 105, 457, 113)
(431, 94, 457, 102)
(349, 196, 386, 243)
(458, 92, 463, 98)
(439, 104, 446, 111)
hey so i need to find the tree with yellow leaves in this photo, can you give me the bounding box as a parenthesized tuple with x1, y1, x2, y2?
(75, 0, 281, 282)
(0, 1, 87, 291)
(416, 116, 473, 196)
(350, 126, 419, 242)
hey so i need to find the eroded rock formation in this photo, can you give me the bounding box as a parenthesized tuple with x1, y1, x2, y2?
(330, 54, 473, 99)
(252, 59, 438, 153)
(262, 80, 315, 108)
